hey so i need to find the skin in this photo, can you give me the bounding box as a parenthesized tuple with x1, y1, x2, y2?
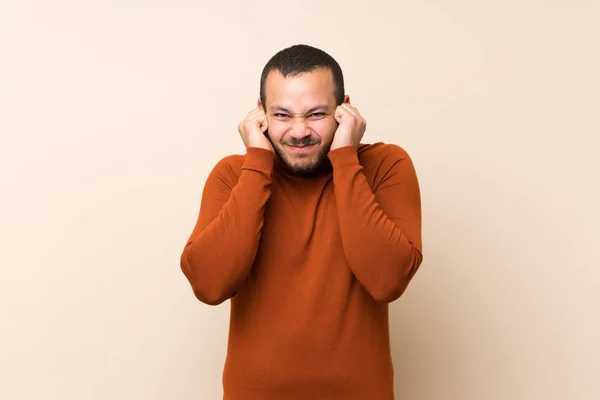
(237, 68, 367, 175)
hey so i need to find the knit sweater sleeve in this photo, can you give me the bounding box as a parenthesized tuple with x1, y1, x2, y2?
(180, 147, 274, 305)
(327, 144, 423, 303)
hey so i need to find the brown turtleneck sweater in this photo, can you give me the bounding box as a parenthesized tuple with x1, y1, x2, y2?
(180, 143, 423, 399)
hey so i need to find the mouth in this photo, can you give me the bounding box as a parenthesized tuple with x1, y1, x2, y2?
(285, 144, 317, 154)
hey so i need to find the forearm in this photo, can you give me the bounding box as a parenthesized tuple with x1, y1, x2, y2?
(181, 148, 274, 305)
(329, 146, 423, 303)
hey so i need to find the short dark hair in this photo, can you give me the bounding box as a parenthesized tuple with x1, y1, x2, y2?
(259, 44, 345, 109)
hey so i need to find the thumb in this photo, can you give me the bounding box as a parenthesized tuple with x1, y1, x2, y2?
(260, 115, 269, 133)
(334, 106, 344, 123)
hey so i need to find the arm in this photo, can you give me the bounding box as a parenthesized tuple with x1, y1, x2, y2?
(180, 147, 274, 305)
(328, 145, 423, 303)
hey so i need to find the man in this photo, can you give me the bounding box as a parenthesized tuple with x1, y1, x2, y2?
(180, 44, 423, 399)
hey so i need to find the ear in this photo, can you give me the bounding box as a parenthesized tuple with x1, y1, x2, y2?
(257, 97, 264, 110)
(343, 95, 350, 104)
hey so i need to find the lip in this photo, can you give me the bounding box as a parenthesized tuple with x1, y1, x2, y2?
(286, 144, 316, 153)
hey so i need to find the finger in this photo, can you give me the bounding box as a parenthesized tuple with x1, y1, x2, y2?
(336, 104, 350, 116)
(247, 110, 266, 124)
(334, 105, 346, 121)
(249, 107, 264, 117)
(343, 104, 366, 127)
(246, 111, 261, 123)
(340, 103, 359, 118)
(260, 113, 269, 132)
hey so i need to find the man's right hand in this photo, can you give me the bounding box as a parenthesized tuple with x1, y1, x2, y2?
(237, 107, 274, 152)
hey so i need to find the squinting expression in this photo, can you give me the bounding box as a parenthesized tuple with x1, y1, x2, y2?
(261, 68, 343, 176)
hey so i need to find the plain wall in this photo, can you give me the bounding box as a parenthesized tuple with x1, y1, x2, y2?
(1, 1, 599, 399)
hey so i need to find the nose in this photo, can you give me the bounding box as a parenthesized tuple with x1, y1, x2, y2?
(288, 118, 311, 140)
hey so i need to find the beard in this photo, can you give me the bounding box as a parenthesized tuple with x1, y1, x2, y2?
(270, 136, 332, 176)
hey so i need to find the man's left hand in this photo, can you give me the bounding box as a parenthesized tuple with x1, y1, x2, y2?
(330, 103, 367, 152)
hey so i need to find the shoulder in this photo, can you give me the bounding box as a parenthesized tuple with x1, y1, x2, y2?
(205, 153, 246, 188)
(357, 142, 414, 168)
(214, 153, 246, 171)
(207, 147, 275, 186)
(357, 142, 418, 188)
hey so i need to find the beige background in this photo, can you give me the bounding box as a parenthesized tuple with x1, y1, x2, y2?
(1, 1, 599, 399)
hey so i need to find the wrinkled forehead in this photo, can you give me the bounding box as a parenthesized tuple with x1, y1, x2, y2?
(264, 69, 336, 112)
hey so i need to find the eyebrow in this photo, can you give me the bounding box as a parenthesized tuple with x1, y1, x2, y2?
(270, 105, 330, 114)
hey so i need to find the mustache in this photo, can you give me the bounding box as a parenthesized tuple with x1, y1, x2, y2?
(282, 138, 320, 146)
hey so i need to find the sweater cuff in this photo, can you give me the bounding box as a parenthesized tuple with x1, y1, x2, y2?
(327, 145, 360, 169)
(242, 147, 275, 173)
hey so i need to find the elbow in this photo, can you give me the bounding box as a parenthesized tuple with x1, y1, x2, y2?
(180, 249, 234, 306)
(191, 286, 232, 306)
(370, 280, 409, 303)
(369, 249, 423, 303)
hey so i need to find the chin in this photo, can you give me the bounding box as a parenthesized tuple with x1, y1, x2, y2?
(279, 151, 325, 176)
(293, 154, 333, 175)
(273, 141, 333, 176)
(288, 161, 322, 176)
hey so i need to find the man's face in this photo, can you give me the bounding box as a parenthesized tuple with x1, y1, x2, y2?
(261, 68, 344, 176)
